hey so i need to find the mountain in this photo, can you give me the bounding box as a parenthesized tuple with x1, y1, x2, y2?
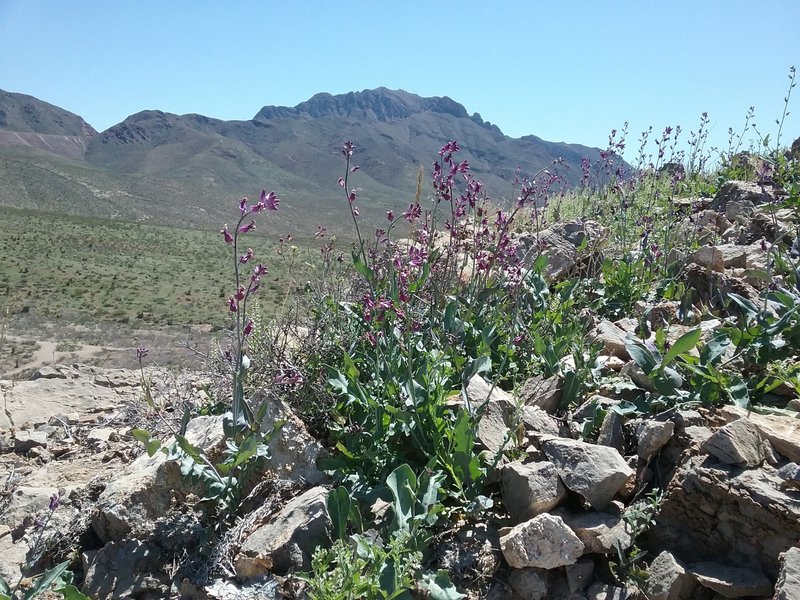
(0, 88, 606, 233)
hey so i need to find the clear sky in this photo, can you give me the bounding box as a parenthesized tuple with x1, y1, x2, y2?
(1, 1, 798, 158)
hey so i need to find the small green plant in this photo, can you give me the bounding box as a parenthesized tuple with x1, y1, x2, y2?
(610, 488, 664, 589)
(0, 494, 89, 600)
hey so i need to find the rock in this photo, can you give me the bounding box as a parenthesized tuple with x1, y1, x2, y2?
(643, 550, 696, 600)
(636, 420, 675, 460)
(464, 375, 515, 456)
(93, 415, 225, 542)
(82, 539, 169, 599)
(13, 430, 48, 452)
(519, 375, 562, 414)
(499, 513, 584, 569)
(621, 360, 656, 392)
(776, 462, 800, 489)
(712, 180, 775, 214)
(594, 321, 631, 360)
(0, 364, 141, 427)
(774, 547, 800, 600)
(719, 406, 800, 463)
(254, 393, 326, 484)
(701, 418, 765, 468)
(687, 245, 747, 272)
(520, 405, 560, 438)
(597, 409, 625, 451)
(507, 568, 548, 600)
(586, 582, 631, 599)
(235, 486, 330, 577)
(680, 425, 713, 448)
(566, 558, 594, 593)
(501, 461, 567, 522)
(540, 437, 634, 509)
(521, 219, 607, 282)
(559, 511, 632, 554)
(649, 454, 800, 577)
(689, 562, 773, 598)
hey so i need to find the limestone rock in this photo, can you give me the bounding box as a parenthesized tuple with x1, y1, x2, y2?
(586, 582, 631, 599)
(92, 415, 225, 542)
(774, 547, 800, 600)
(689, 562, 773, 598)
(559, 511, 632, 554)
(507, 568, 548, 600)
(720, 406, 800, 463)
(643, 550, 696, 600)
(82, 539, 169, 599)
(235, 486, 329, 577)
(520, 405, 560, 438)
(540, 437, 634, 509)
(566, 558, 595, 593)
(519, 375, 562, 415)
(465, 375, 514, 455)
(13, 430, 48, 453)
(701, 418, 764, 467)
(597, 408, 625, 451)
(594, 321, 631, 360)
(500, 513, 584, 569)
(711, 180, 774, 214)
(776, 462, 800, 489)
(501, 461, 567, 522)
(636, 419, 675, 461)
(650, 454, 800, 577)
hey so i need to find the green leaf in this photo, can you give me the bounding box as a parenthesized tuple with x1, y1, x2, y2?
(727, 292, 759, 318)
(327, 486, 352, 541)
(702, 331, 731, 364)
(58, 585, 91, 600)
(131, 428, 162, 457)
(386, 464, 417, 533)
(23, 560, 70, 600)
(0, 574, 10, 595)
(660, 328, 702, 370)
(419, 571, 466, 599)
(625, 340, 659, 375)
(728, 375, 750, 409)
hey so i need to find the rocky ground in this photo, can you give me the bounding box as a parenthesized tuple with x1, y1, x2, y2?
(2, 178, 800, 599)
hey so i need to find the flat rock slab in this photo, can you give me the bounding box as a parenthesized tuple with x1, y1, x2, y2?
(0, 365, 142, 428)
(540, 436, 633, 509)
(500, 513, 584, 569)
(689, 562, 773, 598)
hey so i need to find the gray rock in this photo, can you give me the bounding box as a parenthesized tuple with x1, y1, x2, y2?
(235, 486, 330, 576)
(586, 582, 631, 599)
(687, 244, 747, 272)
(597, 408, 625, 451)
(501, 461, 567, 522)
(540, 437, 634, 509)
(651, 454, 800, 577)
(520, 405, 560, 438)
(500, 513, 584, 569)
(13, 430, 48, 452)
(82, 539, 169, 599)
(776, 462, 800, 489)
(566, 558, 595, 593)
(507, 568, 548, 600)
(636, 419, 675, 460)
(643, 550, 696, 600)
(93, 415, 225, 542)
(594, 321, 631, 360)
(519, 375, 562, 414)
(712, 180, 774, 214)
(720, 406, 800, 463)
(465, 375, 515, 456)
(255, 393, 326, 484)
(689, 562, 773, 598)
(701, 418, 765, 467)
(559, 510, 632, 554)
(774, 547, 800, 600)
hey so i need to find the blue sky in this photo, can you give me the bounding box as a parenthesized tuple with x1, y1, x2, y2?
(1, 1, 798, 157)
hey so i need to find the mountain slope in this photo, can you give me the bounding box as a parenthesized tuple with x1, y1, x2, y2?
(1, 88, 607, 232)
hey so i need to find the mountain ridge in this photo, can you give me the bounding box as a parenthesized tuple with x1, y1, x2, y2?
(0, 87, 608, 232)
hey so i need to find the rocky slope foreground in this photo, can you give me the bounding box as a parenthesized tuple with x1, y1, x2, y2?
(0, 360, 798, 599)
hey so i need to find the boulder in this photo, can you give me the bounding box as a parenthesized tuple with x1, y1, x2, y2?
(507, 568, 548, 600)
(500, 513, 584, 569)
(559, 511, 632, 554)
(519, 375, 562, 415)
(501, 461, 567, 522)
(465, 375, 515, 456)
(636, 419, 675, 461)
(719, 406, 800, 463)
(92, 415, 225, 542)
(774, 546, 800, 600)
(643, 550, 696, 600)
(540, 437, 634, 509)
(82, 539, 169, 599)
(648, 454, 800, 577)
(701, 418, 765, 468)
(711, 180, 775, 214)
(689, 562, 773, 598)
(593, 321, 631, 360)
(235, 486, 330, 577)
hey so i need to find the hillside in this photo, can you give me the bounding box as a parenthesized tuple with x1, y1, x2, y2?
(0, 87, 607, 232)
